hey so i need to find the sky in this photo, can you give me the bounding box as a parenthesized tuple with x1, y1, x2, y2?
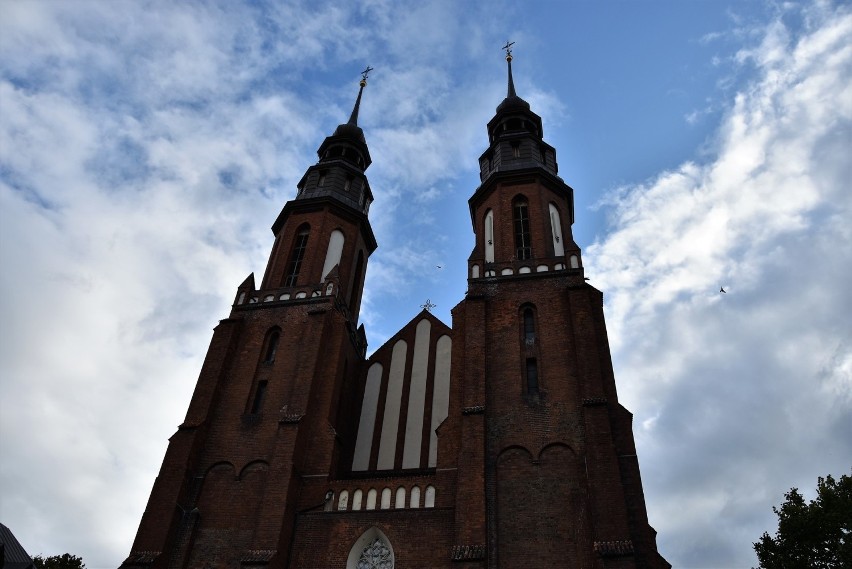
(1, 0, 850, 567)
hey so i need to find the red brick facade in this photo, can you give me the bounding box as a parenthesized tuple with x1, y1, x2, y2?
(120, 65, 669, 569)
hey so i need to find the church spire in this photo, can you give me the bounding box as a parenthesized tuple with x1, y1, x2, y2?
(290, 68, 375, 216)
(347, 65, 373, 126)
(503, 40, 517, 98)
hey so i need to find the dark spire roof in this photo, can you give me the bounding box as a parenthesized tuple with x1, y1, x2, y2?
(497, 49, 530, 112)
(333, 66, 372, 141)
(347, 78, 366, 125)
(507, 53, 517, 98)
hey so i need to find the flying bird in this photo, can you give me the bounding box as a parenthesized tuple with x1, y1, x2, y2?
(720, 286, 726, 293)
(436, 265, 442, 269)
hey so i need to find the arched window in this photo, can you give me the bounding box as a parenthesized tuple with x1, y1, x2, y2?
(425, 485, 436, 508)
(513, 197, 532, 260)
(357, 538, 393, 569)
(484, 210, 494, 263)
(523, 308, 535, 344)
(263, 330, 280, 363)
(549, 203, 565, 257)
(338, 490, 349, 511)
(284, 225, 310, 287)
(526, 358, 539, 393)
(346, 528, 395, 569)
(321, 229, 345, 281)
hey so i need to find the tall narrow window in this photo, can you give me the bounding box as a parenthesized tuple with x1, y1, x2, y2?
(284, 226, 309, 287)
(549, 203, 565, 257)
(526, 358, 538, 393)
(317, 171, 326, 187)
(513, 197, 532, 260)
(484, 210, 495, 263)
(251, 380, 268, 414)
(523, 309, 535, 344)
(321, 230, 345, 282)
(263, 331, 280, 363)
(344, 176, 352, 192)
(511, 141, 521, 158)
(349, 250, 364, 316)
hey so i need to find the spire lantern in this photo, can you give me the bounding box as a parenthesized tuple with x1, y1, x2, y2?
(295, 68, 376, 216)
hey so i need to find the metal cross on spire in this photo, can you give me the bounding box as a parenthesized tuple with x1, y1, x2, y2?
(502, 40, 515, 59)
(421, 299, 436, 312)
(360, 66, 374, 82)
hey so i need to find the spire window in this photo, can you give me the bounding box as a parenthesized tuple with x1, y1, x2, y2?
(284, 225, 310, 287)
(513, 197, 532, 260)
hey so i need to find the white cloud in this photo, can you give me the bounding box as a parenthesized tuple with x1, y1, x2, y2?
(588, 3, 852, 565)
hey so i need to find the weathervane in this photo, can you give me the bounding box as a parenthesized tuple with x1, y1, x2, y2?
(502, 40, 515, 61)
(360, 65, 374, 86)
(421, 299, 436, 312)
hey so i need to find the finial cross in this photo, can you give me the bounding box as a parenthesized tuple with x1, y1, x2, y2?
(361, 66, 374, 81)
(421, 299, 436, 312)
(502, 40, 515, 57)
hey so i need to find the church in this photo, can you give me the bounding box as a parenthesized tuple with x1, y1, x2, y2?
(120, 49, 670, 569)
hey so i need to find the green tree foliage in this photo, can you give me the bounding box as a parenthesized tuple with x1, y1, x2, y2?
(754, 471, 852, 569)
(32, 554, 86, 569)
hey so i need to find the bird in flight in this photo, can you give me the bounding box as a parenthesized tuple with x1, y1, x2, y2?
(720, 286, 726, 293)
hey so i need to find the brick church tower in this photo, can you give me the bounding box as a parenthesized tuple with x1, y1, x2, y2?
(121, 53, 669, 569)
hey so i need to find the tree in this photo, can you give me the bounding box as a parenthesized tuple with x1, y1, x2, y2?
(754, 471, 852, 569)
(32, 554, 86, 569)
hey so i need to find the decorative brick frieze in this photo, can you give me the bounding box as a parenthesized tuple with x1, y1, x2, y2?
(582, 397, 608, 406)
(451, 544, 486, 561)
(241, 550, 276, 564)
(462, 405, 485, 415)
(593, 540, 634, 556)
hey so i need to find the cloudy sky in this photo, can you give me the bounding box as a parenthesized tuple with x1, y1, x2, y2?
(1, 0, 850, 567)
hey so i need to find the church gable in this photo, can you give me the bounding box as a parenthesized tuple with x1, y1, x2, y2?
(351, 310, 452, 473)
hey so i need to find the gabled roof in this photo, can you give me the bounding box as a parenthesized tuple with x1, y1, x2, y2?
(368, 309, 451, 359)
(0, 523, 35, 569)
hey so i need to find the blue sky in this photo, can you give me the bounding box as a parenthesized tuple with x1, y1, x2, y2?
(1, 1, 850, 567)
